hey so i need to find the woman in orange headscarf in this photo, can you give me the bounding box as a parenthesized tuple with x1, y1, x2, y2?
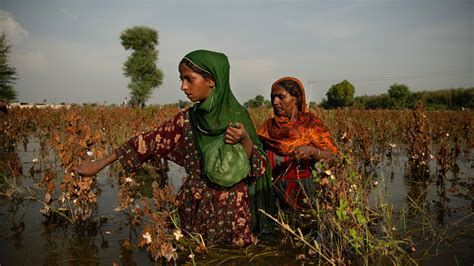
(258, 77, 337, 210)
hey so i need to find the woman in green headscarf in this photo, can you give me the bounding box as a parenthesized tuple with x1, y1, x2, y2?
(73, 50, 276, 246)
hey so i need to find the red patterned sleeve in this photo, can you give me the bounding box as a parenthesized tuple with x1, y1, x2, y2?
(115, 112, 186, 172)
(249, 145, 267, 177)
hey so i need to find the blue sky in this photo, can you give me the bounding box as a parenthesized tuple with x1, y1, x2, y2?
(0, 0, 472, 105)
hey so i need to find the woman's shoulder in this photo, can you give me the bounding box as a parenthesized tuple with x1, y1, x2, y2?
(300, 111, 322, 123)
(167, 109, 192, 128)
(257, 117, 273, 131)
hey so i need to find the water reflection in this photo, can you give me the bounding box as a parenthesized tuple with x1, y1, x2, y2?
(0, 137, 472, 265)
(119, 239, 138, 266)
(6, 203, 26, 249)
(405, 179, 429, 217)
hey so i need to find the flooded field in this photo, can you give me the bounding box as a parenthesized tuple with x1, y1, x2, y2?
(0, 107, 473, 265)
(0, 137, 297, 265)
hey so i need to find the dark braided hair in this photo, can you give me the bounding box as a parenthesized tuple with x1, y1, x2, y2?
(277, 80, 303, 111)
(180, 58, 214, 81)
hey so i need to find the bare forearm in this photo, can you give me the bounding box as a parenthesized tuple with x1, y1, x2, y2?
(98, 152, 118, 170)
(73, 152, 118, 176)
(312, 147, 334, 161)
(241, 135, 254, 158)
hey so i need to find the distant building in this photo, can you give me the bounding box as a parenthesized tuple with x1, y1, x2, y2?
(9, 102, 71, 109)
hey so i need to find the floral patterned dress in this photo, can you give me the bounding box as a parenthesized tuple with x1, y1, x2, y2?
(115, 111, 267, 246)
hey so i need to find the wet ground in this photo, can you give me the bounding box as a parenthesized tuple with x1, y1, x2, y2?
(0, 138, 473, 265)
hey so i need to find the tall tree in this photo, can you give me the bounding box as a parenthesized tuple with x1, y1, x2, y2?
(324, 80, 355, 109)
(388, 83, 412, 109)
(120, 26, 163, 107)
(0, 34, 17, 101)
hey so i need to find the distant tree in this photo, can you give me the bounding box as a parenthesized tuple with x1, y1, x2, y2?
(323, 80, 355, 109)
(388, 83, 412, 109)
(353, 87, 474, 110)
(368, 94, 390, 109)
(353, 94, 388, 109)
(178, 99, 192, 109)
(244, 94, 268, 108)
(120, 26, 163, 108)
(264, 99, 272, 108)
(0, 34, 17, 101)
(255, 95, 265, 106)
(413, 87, 474, 110)
(309, 101, 317, 108)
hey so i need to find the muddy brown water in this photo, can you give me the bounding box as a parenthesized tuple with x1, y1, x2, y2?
(0, 138, 472, 265)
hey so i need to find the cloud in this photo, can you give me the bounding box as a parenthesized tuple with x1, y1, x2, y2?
(0, 10, 45, 71)
(233, 58, 279, 77)
(12, 51, 48, 71)
(0, 10, 29, 44)
(59, 8, 79, 20)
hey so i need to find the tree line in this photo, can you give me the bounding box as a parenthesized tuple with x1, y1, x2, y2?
(245, 80, 473, 111)
(319, 80, 473, 110)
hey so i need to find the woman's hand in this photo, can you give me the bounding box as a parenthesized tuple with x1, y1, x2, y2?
(71, 153, 118, 176)
(290, 145, 334, 161)
(225, 122, 253, 158)
(225, 122, 248, 144)
(71, 160, 102, 176)
(290, 145, 318, 160)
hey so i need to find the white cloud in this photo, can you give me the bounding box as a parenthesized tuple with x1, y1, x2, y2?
(233, 58, 279, 77)
(59, 8, 79, 20)
(0, 10, 29, 44)
(231, 57, 280, 99)
(12, 51, 48, 71)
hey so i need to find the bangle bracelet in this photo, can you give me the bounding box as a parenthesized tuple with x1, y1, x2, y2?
(316, 149, 321, 158)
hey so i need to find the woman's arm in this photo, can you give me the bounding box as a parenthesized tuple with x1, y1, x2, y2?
(291, 145, 334, 161)
(224, 122, 253, 158)
(73, 112, 185, 176)
(72, 152, 117, 176)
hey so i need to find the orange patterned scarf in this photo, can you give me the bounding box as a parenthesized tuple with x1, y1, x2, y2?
(257, 77, 337, 156)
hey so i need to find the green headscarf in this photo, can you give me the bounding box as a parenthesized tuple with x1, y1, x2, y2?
(184, 50, 276, 232)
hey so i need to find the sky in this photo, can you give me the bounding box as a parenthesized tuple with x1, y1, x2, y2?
(0, 0, 472, 105)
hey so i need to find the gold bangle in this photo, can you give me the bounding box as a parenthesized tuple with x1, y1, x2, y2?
(316, 149, 321, 158)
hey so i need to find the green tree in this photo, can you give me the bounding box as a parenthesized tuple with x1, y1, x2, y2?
(388, 83, 412, 109)
(255, 95, 265, 106)
(0, 34, 17, 101)
(178, 99, 192, 109)
(324, 80, 355, 109)
(244, 94, 268, 108)
(120, 26, 163, 108)
(244, 99, 257, 108)
(264, 99, 272, 108)
(353, 87, 474, 110)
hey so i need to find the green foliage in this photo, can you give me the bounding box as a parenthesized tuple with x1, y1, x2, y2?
(336, 199, 349, 221)
(121, 26, 158, 51)
(120, 26, 163, 108)
(262, 153, 413, 265)
(353, 94, 390, 109)
(354, 87, 474, 110)
(0, 34, 17, 101)
(323, 80, 355, 109)
(388, 83, 413, 109)
(244, 94, 270, 108)
(264, 99, 272, 108)
(178, 99, 192, 109)
(414, 87, 474, 110)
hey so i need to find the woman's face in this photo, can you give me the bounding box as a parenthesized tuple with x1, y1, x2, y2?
(271, 84, 298, 119)
(179, 63, 214, 102)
